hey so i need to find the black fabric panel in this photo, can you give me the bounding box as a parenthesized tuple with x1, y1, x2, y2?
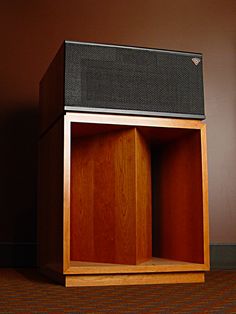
(64, 42, 205, 118)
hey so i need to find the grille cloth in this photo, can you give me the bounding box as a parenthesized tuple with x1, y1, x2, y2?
(64, 43, 204, 117)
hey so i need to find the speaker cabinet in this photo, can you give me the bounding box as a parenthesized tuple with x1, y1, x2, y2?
(38, 41, 209, 287)
(38, 113, 210, 287)
(39, 41, 205, 134)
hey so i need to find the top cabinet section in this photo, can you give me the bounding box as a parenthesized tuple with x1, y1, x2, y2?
(39, 41, 205, 134)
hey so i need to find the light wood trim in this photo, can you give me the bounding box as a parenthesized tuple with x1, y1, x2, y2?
(201, 124, 210, 269)
(65, 272, 205, 287)
(63, 116, 71, 272)
(66, 112, 205, 130)
(63, 113, 209, 274)
(65, 258, 208, 274)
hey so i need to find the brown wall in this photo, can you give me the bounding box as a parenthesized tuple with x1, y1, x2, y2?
(0, 0, 235, 251)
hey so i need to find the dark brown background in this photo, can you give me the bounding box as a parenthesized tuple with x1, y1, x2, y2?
(0, 0, 235, 265)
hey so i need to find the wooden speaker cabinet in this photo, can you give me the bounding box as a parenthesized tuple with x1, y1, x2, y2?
(38, 112, 209, 287)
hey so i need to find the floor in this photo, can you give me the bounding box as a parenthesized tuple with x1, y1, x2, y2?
(0, 269, 235, 313)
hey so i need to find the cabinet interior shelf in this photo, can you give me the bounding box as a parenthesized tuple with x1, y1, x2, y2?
(67, 258, 207, 275)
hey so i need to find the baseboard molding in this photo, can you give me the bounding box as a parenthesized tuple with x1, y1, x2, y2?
(0, 242, 36, 267)
(0, 243, 235, 269)
(210, 244, 236, 269)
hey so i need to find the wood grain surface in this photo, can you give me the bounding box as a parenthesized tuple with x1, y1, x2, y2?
(152, 130, 204, 263)
(65, 272, 205, 287)
(38, 113, 209, 286)
(135, 129, 152, 263)
(71, 127, 152, 265)
(66, 257, 208, 275)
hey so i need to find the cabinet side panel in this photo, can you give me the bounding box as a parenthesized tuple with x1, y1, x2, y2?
(39, 44, 65, 135)
(135, 130, 152, 263)
(37, 119, 64, 272)
(201, 125, 210, 268)
(152, 131, 204, 263)
(71, 128, 137, 264)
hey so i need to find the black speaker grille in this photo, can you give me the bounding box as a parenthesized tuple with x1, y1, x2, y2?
(64, 42, 204, 118)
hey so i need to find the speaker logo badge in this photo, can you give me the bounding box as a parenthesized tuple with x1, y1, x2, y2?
(192, 58, 201, 66)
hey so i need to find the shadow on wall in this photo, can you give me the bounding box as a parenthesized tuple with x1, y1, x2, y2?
(0, 106, 38, 266)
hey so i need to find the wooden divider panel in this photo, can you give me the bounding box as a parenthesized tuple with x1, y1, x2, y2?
(135, 130, 152, 263)
(71, 127, 152, 265)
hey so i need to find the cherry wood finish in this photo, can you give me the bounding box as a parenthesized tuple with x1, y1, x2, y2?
(152, 130, 204, 263)
(37, 118, 64, 272)
(71, 128, 152, 265)
(135, 129, 152, 263)
(38, 112, 209, 286)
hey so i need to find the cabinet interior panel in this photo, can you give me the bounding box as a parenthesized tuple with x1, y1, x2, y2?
(152, 130, 204, 263)
(70, 122, 204, 266)
(71, 127, 152, 265)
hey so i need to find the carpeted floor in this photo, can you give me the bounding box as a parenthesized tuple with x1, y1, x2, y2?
(0, 269, 235, 313)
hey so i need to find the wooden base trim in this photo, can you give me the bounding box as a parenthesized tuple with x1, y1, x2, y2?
(66, 258, 208, 274)
(40, 267, 205, 287)
(65, 272, 205, 287)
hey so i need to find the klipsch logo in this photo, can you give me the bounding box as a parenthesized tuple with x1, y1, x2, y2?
(192, 57, 201, 66)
